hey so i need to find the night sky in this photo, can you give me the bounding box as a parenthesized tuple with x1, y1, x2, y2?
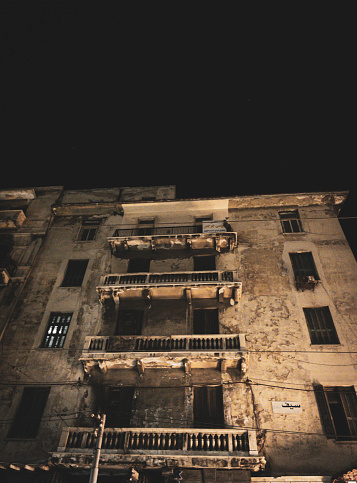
(2, 2, 356, 249)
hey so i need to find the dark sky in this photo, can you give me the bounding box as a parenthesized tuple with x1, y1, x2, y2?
(2, 1, 356, 247)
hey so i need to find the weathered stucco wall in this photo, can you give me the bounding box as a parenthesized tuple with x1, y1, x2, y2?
(230, 202, 357, 475)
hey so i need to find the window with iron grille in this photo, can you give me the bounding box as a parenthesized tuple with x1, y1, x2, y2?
(8, 387, 50, 439)
(303, 307, 339, 344)
(289, 252, 319, 280)
(61, 259, 89, 287)
(314, 385, 357, 440)
(42, 312, 72, 348)
(78, 219, 101, 241)
(279, 210, 303, 233)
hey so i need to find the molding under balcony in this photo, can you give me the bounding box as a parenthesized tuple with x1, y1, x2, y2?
(108, 228, 237, 254)
(52, 427, 265, 472)
(80, 334, 248, 374)
(97, 270, 242, 304)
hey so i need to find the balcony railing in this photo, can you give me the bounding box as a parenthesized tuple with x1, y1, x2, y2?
(113, 225, 202, 237)
(84, 334, 245, 353)
(107, 225, 237, 253)
(97, 270, 242, 303)
(57, 427, 258, 456)
(100, 270, 237, 288)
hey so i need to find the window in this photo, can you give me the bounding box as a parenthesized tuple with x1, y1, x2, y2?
(115, 309, 143, 335)
(289, 252, 319, 279)
(78, 219, 101, 241)
(314, 385, 357, 440)
(195, 215, 213, 232)
(61, 259, 88, 287)
(105, 387, 134, 428)
(194, 386, 224, 428)
(279, 210, 303, 233)
(303, 307, 339, 344)
(42, 312, 72, 348)
(193, 255, 216, 271)
(8, 387, 50, 439)
(127, 257, 151, 273)
(289, 252, 319, 290)
(138, 218, 155, 236)
(193, 308, 219, 334)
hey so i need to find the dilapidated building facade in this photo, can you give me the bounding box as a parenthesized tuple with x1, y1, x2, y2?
(1, 186, 357, 482)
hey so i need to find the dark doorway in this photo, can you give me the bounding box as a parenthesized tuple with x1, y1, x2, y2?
(193, 308, 219, 334)
(115, 310, 143, 335)
(105, 387, 135, 428)
(193, 255, 216, 271)
(193, 386, 224, 428)
(127, 257, 151, 273)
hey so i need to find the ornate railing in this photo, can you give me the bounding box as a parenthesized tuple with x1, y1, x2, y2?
(107, 225, 237, 253)
(57, 427, 258, 456)
(112, 225, 202, 237)
(83, 334, 246, 353)
(100, 270, 237, 287)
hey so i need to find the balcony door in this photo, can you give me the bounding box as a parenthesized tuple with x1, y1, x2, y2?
(115, 309, 143, 335)
(106, 387, 134, 428)
(193, 386, 224, 428)
(193, 308, 219, 334)
(193, 255, 216, 271)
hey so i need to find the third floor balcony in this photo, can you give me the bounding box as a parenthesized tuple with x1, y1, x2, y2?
(97, 270, 242, 305)
(107, 223, 237, 254)
(80, 333, 247, 374)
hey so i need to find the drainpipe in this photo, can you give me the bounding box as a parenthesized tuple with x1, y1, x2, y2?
(89, 413, 106, 483)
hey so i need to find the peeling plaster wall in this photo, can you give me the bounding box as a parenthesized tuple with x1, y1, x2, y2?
(230, 202, 357, 475)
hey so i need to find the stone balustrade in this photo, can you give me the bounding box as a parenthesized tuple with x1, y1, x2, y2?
(57, 427, 258, 456)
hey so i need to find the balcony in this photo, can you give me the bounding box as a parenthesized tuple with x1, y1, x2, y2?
(52, 427, 265, 472)
(0, 210, 26, 229)
(97, 270, 242, 304)
(107, 225, 237, 254)
(80, 334, 247, 374)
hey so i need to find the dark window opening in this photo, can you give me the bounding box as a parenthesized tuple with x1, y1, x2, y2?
(61, 259, 88, 287)
(42, 312, 72, 348)
(8, 387, 50, 439)
(127, 258, 151, 273)
(195, 215, 213, 233)
(105, 387, 135, 428)
(289, 252, 319, 290)
(115, 310, 143, 335)
(279, 210, 303, 233)
(303, 307, 339, 344)
(314, 385, 357, 440)
(194, 386, 224, 429)
(193, 308, 219, 334)
(78, 219, 101, 241)
(193, 255, 216, 271)
(138, 219, 155, 235)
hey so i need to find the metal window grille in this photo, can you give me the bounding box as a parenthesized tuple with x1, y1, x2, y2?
(42, 312, 72, 348)
(279, 210, 303, 233)
(303, 307, 339, 344)
(61, 259, 88, 287)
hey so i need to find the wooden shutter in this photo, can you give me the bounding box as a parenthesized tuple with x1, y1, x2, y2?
(339, 387, 357, 437)
(313, 385, 335, 438)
